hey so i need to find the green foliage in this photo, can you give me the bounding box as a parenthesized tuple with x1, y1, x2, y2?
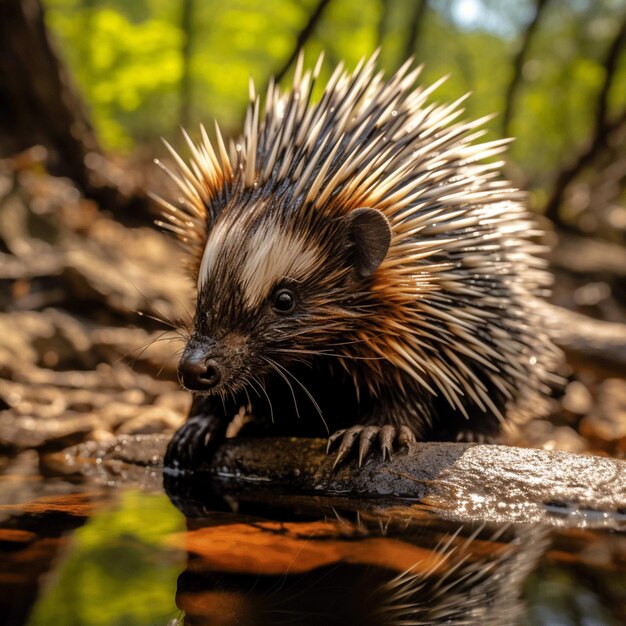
(44, 0, 625, 194)
(28, 491, 185, 626)
(510, 2, 623, 186)
(47, 2, 182, 149)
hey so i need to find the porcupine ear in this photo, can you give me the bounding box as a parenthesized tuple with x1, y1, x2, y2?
(346, 208, 391, 278)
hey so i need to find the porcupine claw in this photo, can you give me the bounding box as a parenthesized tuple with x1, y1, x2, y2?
(328, 424, 419, 467)
(164, 414, 209, 470)
(379, 425, 395, 461)
(397, 424, 417, 448)
(326, 429, 346, 454)
(331, 425, 363, 470)
(357, 426, 379, 467)
(164, 398, 228, 472)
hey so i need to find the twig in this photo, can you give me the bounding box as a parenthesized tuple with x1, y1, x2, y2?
(179, 0, 195, 130)
(595, 16, 626, 137)
(273, 0, 332, 84)
(544, 16, 626, 224)
(502, 0, 549, 137)
(544, 107, 626, 225)
(376, 0, 391, 49)
(402, 0, 428, 64)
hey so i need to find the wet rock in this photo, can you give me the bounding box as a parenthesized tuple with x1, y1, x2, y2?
(42, 434, 169, 490)
(46, 435, 626, 528)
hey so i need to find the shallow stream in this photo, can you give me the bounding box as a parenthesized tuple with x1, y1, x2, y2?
(1, 453, 625, 626)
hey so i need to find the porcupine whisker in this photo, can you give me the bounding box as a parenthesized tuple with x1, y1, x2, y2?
(120, 329, 182, 368)
(276, 348, 385, 362)
(139, 296, 191, 334)
(250, 372, 275, 423)
(218, 390, 227, 413)
(137, 307, 191, 336)
(263, 356, 328, 435)
(246, 375, 264, 399)
(143, 331, 187, 346)
(261, 357, 302, 420)
(130, 334, 186, 366)
(136, 311, 179, 329)
(105, 261, 192, 335)
(169, 294, 195, 329)
(242, 384, 253, 414)
(129, 310, 189, 364)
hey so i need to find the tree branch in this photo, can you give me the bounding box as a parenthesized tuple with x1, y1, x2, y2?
(544, 107, 626, 225)
(179, 0, 195, 130)
(544, 15, 626, 225)
(595, 16, 626, 137)
(273, 0, 332, 85)
(0, 0, 155, 224)
(502, 0, 549, 137)
(402, 0, 428, 63)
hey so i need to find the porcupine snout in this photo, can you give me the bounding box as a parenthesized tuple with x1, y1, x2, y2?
(178, 333, 248, 394)
(178, 338, 221, 392)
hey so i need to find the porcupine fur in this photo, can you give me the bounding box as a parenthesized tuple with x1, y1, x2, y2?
(155, 52, 559, 469)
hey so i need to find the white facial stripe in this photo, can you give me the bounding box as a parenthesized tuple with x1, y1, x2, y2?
(240, 225, 320, 308)
(198, 220, 230, 289)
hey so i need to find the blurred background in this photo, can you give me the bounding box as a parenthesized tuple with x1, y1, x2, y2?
(0, 0, 625, 458)
(1, 3, 626, 624)
(2, 0, 625, 229)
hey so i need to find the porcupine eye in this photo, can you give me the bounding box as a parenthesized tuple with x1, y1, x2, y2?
(272, 288, 296, 314)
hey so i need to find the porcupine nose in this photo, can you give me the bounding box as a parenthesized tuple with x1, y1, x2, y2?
(178, 349, 222, 391)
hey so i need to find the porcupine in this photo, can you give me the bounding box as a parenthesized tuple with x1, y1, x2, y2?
(155, 53, 559, 471)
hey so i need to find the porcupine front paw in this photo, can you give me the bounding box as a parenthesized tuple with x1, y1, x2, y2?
(164, 413, 225, 473)
(326, 424, 417, 468)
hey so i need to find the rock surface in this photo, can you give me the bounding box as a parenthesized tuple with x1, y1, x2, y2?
(45, 434, 626, 529)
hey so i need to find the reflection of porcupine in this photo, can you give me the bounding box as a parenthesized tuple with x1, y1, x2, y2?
(370, 524, 549, 626)
(156, 52, 559, 469)
(174, 522, 549, 625)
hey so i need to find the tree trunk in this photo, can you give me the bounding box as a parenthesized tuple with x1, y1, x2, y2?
(0, 0, 100, 186)
(179, 0, 195, 130)
(0, 0, 154, 223)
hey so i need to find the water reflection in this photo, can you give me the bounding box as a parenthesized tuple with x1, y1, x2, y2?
(174, 521, 548, 626)
(0, 477, 624, 625)
(162, 474, 626, 626)
(163, 477, 550, 626)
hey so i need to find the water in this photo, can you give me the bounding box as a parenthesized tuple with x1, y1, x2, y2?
(1, 463, 625, 626)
